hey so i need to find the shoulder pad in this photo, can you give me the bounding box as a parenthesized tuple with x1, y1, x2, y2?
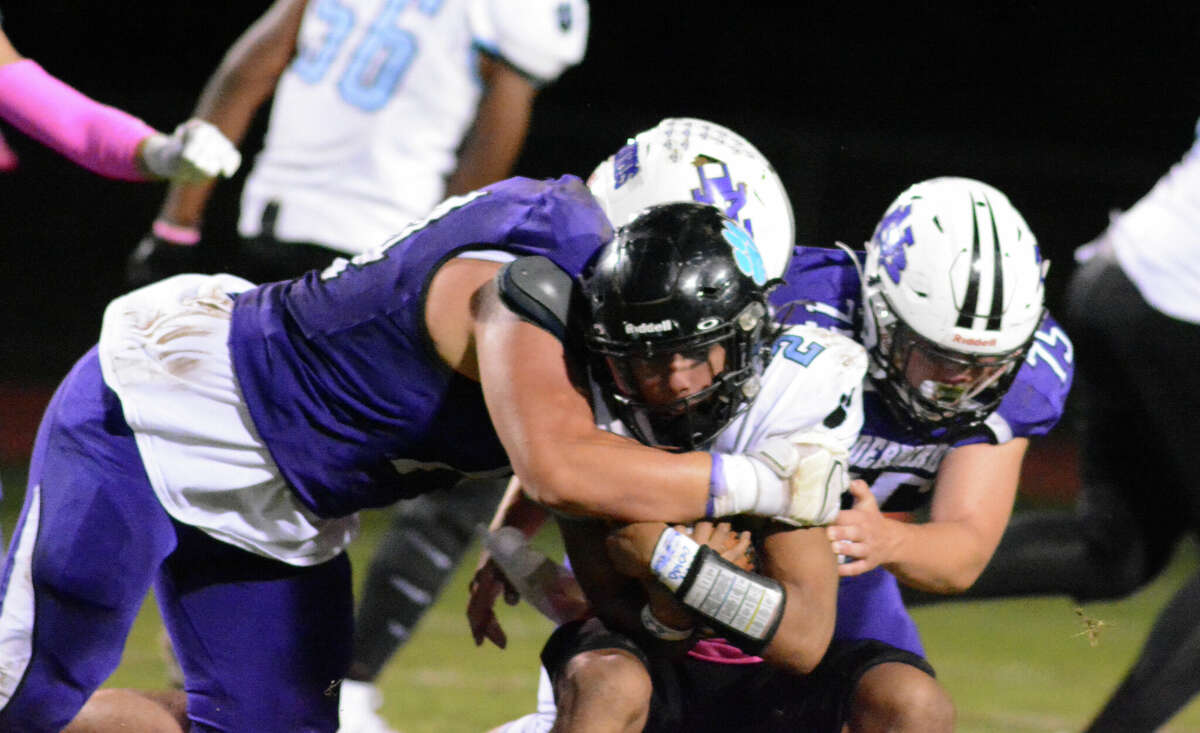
(468, 0, 589, 83)
(497, 255, 575, 341)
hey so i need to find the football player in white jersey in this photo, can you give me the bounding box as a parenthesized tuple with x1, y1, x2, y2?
(471, 201, 949, 733)
(125, 0, 588, 284)
(474, 174, 1067, 731)
(528, 201, 870, 731)
(926, 119, 1200, 732)
(0, 23, 239, 182)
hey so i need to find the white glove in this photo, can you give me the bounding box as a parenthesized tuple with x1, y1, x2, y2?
(140, 119, 240, 183)
(771, 439, 848, 527)
(711, 435, 848, 526)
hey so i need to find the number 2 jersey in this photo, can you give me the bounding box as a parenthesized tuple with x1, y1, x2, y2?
(239, 0, 589, 255)
(770, 244, 1075, 655)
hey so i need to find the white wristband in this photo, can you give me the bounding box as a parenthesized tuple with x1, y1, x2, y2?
(649, 527, 701, 592)
(640, 604, 694, 641)
(710, 452, 791, 517)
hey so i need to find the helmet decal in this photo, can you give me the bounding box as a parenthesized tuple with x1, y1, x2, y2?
(721, 220, 767, 285)
(587, 118, 795, 281)
(612, 142, 639, 189)
(874, 203, 915, 284)
(690, 155, 751, 235)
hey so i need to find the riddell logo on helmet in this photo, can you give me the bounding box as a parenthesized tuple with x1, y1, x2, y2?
(625, 319, 676, 335)
(952, 334, 997, 347)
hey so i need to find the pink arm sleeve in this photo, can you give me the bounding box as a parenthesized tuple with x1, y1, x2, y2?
(0, 59, 157, 180)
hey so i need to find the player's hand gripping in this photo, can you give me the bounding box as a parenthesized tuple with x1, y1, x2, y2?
(467, 555, 521, 649)
(606, 521, 756, 580)
(826, 479, 900, 576)
(139, 118, 240, 183)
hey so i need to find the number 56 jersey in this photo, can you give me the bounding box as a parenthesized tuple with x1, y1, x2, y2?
(240, 0, 589, 256)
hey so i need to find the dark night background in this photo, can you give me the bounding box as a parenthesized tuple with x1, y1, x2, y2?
(1, 2, 1197, 416)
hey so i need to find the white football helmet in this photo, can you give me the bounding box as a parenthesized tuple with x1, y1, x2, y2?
(587, 117, 795, 281)
(861, 177, 1048, 434)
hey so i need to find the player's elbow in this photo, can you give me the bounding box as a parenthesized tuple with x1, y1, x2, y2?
(510, 448, 581, 514)
(767, 623, 833, 675)
(912, 555, 991, 595)
(948, 558, 991, 594)
(763, 603, 835, 675)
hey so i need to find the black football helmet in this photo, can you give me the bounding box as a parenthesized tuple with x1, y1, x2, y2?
(581, 202, 777, 450)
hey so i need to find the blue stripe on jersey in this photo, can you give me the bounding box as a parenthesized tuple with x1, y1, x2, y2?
(228, 176, 612, 517)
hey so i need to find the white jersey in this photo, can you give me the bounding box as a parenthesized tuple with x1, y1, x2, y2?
(594, 323, 868, 484)
(1104, 123, 1200, 323)
(238, 0, 588, 255)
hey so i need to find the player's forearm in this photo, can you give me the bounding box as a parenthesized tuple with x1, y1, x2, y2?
(883, 519, 996, 593)
(754, 529, 837, 674)
(757, 578, 835, 675)
(0, 60, 155, 180)
(445, 57, 536, 197)
(486, 477, 549, 538)
(517, 438, 712, 523)
(157, 0, 300, 226)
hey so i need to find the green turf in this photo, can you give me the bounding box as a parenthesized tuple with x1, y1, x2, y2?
(3, 467, 1200, 731)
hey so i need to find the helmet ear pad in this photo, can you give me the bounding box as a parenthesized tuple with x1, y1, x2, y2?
(861, 177, 1046, 435)
(582, 202, 775, 450)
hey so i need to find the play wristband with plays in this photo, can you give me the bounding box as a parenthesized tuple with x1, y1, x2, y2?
(649, 527, 786, 654)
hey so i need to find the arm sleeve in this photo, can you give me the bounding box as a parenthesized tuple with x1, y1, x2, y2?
(0, 59, 155, 180)
(467, 0, 589, 85)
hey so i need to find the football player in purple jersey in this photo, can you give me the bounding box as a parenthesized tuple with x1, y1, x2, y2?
(772, 176, 1074, 729)
(0, 23, 239, 182)
(0, 175, 836, 732)
(919, 123, 1200, 732)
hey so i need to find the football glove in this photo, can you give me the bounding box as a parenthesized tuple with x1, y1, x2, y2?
(140, 119, 240, 183)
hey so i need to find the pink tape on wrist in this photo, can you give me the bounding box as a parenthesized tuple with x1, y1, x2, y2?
(0, 59, 156, 181)
(152, 219, 201, 245)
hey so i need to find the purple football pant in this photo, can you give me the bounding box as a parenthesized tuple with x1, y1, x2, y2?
(835, 566, 926, 657)
(0, 348, 353, 732)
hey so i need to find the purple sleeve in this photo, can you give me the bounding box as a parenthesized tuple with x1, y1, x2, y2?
(959, 312, 1075, 445)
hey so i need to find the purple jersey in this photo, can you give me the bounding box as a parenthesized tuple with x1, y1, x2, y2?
(228, 175, 612, 518)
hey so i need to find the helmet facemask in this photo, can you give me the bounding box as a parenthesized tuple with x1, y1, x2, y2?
(589, 301, 769, 450)
(863, 275, 1036, 437)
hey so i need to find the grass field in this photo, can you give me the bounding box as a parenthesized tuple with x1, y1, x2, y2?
(3, 464, 1200, 732)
